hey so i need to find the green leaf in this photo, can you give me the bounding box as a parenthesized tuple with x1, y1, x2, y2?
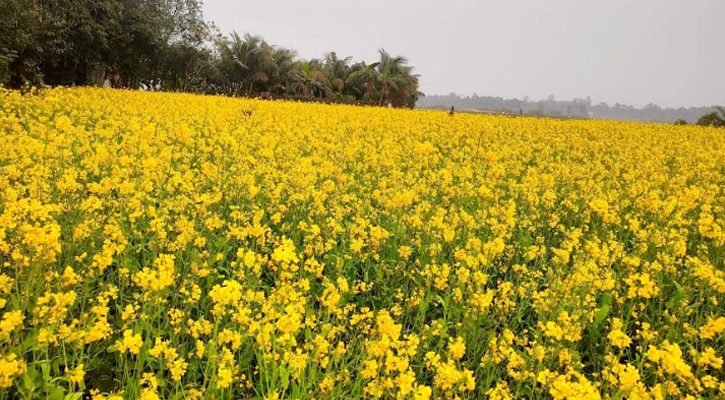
(41, 362, 51, 382)
(593, 294, 612, 327)
(64, 393, 84, 400)
(586, 293, 612, 343)
(168, 392, 184, 400)
(278, 366, 290, 389)
(48, 387, 65, 400)
(23, 367, 39, 392)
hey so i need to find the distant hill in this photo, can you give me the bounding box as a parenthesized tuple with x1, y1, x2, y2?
(417, 93, 719, 123)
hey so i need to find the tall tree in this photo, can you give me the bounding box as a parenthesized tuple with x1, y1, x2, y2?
(292, 61, 329, 98)
(220, 32, 275, 95)
(346, 61, 379, 102)
(322, 52, 352, 95)
(373, 49, 421, 107)
(2, 6, 424, 107)
(696, 106, 725, 127)
(268, 47, 300, 97)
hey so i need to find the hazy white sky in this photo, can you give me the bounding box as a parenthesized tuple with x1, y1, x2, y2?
(204, 0, 725, 108)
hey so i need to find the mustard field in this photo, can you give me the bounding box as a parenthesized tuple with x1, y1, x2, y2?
(1, 87, 725, 400)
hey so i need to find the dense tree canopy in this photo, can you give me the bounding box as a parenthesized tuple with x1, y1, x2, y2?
(0, 0, 422, 107)
(695, 106, 725, 127)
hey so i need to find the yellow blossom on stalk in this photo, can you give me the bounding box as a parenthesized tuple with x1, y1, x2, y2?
(216, 348, 235, 389)
(606, 363, 651, 398)
(487, 381, 513, 400)
(69, 363, 85, 385)
(243, 250, 256, 268)
(361, 360, 379, 379)
(272, 237, 299, 265)
(646, 341, 695, 384)
(139, 373, 160, 400)
(699, 317, 725, 340)
(133, 254, 176, 292)
(625, 273, 660, 299)
(209, 280, 244, 316)
(0, 353, 26, 387)
(116, 330, 143, 355)
(287, 349, 308, 379)
(607, 318, 632, 350)
(0, 310, 23, 341)
(695, 347, 723, 370)
(427, 354, 475, 393)
(448, 336, 466, 360)
(169, 358, 188, 381)
(412, 385, 432, 400)
(2, 86, 725, 399)
(589, 199, 609, 216)
(396, 370, 416, 396)
(61, 266, 80, 287)
(551, 248, 571, 265)
(121, 304, 138, 321)
(375, 310, 401, 340)
(543, 371, 601, 400)
(540, 311, 581, 342)
(337, 276, 349, 292)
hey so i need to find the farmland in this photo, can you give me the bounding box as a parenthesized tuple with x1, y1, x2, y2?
(1, 87, 724, 399)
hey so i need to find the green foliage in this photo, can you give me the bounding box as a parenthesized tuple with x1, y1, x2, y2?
(696, 107, 725, 127)
(0, 0, 208, 90)
(214, 36, 422, 107)
(0, 0, 422, 107)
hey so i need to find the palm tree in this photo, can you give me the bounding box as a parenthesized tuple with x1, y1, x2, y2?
(388, 71, 424, 108)
(221, 32, 274, 96)
(269, 47, 300, 97)
(375, 49, 414, 106)
(214, 34, 422, 105)
(221, 32, 255, 94)
(323, 52, 352, 95)
(293, 61, 329, 99)
(346, 61, 379, 102)
(249, 41, 277, 95)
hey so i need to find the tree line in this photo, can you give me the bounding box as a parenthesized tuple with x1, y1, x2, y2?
(687, 107, 725, 128)
(0, 0, 423, 107)
(419, 93, 725, 125)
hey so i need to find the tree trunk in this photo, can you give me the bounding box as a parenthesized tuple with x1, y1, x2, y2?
(378, 82, 388, 106)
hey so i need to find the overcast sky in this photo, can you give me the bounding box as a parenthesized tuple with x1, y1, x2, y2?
(203, 0, 725, 108)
